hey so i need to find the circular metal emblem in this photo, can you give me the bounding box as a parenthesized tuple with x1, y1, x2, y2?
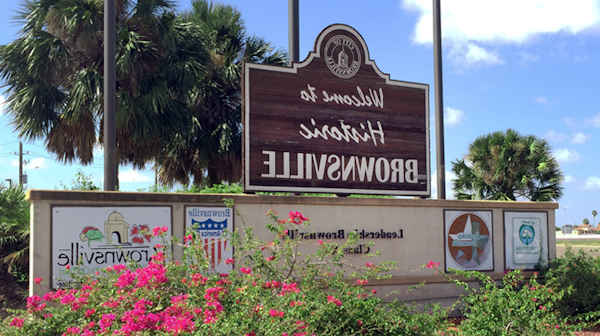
(447, 214, 490, 266)
(519, 224, 535, 245)
(324, 35, 361, 79)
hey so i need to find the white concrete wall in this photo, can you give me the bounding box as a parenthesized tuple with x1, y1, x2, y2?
(27, 190, 557, 303)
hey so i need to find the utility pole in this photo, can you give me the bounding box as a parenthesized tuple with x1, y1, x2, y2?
(18, 142, 23, 187)
(433, 0, 446, 199)
(104, 0, 117, 191)
(15, 142, 30, 187)
(288, 0, 299, 64)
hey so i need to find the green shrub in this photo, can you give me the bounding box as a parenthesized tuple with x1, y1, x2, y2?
(448, 270, 573, 335)
(542, 247, 600, 317)
(0, 184, 30, 282)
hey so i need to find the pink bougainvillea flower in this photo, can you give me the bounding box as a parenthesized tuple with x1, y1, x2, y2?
(240, 267, 252, 275)
(426, 260, 440, 269)
(151, 251, 165, 262)
(317, 239, 324, 245)
(60, 294, 76, 305)
(9, 317, 24, 328)
(365, 262, 375, 268)
(64, 326, 81, 335)
(27, 295, 46, 312)
(269, 309, 284, 318)
(356, 279, 368, 286)
(266, 255, 275, 262)
(225, 258, 234, 265)
(327, 295, 342, 307)
(34, 277, 42, 284)
(289, 211, 308, 224)
(99, 313, 116, 331)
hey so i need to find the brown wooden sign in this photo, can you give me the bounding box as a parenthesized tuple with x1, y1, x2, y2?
(243, 24, 429, 196)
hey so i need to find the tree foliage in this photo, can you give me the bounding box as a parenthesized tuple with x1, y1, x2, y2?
(0, 184, 30, 281)
(0, 0, 201, 168)
(0, 0, 286, 187)
(157, 0, 287, 186)
(452, 129, 563, 201)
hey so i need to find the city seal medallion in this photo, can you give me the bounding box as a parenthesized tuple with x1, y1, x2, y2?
(324, 35, 361, 79)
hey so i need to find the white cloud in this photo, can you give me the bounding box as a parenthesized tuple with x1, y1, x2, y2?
(10, 157, 47, 169)
(544, 130, 567, 143)
(592, 113, 600, 127)
(0, 95, 6, 115)
(431, 170, 457, 199)
(403, 0, 600, 45)
(564, 175, 575, 183)
(584, 176, 600, 190)
(445, 107, 465, 126)
(26, 157, 46, 169)
(93, 145, 104, 157)
(571, 132, 590, 144)
(553, 148, 580, 163)
(447, 42, 503, 66)
(463, 43, 503, 65)
(535, 96, 549, 104)
(119, 169, 151, 183)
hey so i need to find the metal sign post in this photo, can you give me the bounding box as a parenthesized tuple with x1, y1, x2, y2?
(104, 0, 117, 191)
(433, 0, 446, 199)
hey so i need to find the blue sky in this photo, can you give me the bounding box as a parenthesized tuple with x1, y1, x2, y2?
(0, 0, 599, 226)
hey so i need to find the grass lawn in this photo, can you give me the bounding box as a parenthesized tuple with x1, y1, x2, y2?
(557, 239, 600, 247)
(556, 239, 600, 258)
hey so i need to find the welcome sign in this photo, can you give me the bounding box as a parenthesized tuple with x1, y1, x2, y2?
(243, 24, 429, 195)
(51, 206, 171, 288)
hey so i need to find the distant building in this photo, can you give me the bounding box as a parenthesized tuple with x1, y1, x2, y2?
(573, 224, 593, 235)
(561, 225, 573, 234)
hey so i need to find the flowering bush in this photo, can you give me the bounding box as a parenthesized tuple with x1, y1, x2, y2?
(1, 209, 449, 335)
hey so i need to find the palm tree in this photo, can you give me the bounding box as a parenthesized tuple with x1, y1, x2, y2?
(0, 0, 203, 171)
(452, 129, 563, 201)
(592, 210, 598, 228)
(157, 0, 287, 186)
(0, 184, 30, 280)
